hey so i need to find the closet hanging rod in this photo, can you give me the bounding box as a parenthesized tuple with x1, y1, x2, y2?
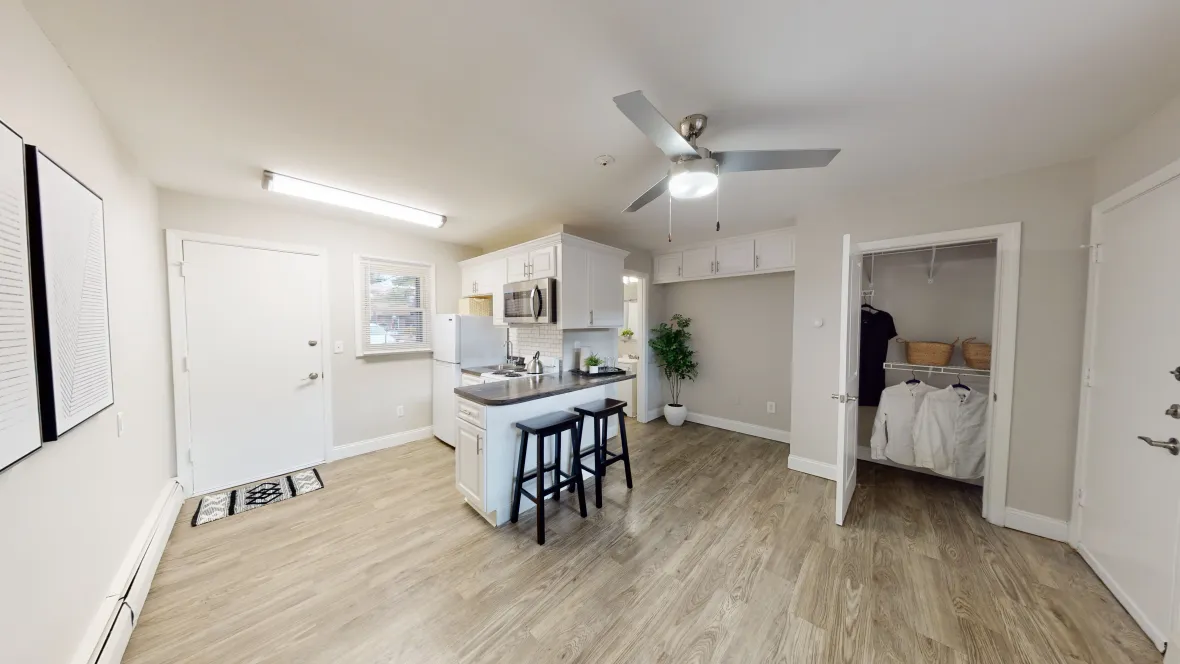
(883, 362, 990, 377)
(865, 239, 996, 259)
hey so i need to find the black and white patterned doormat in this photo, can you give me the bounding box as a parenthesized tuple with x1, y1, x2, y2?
(191, 468, 324, 526)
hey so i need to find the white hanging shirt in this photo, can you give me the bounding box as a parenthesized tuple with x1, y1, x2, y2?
(913, 385, 988, 479)
(870, 381, 939, 466)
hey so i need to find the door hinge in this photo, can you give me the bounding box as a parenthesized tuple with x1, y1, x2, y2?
(187, 448, 193, 463)
(179, 261, 189, 277)
(1084, 366, 1093, 387)
(1090, 243, 1104, 264)
(182, 355, 190, 372)
(1076, 488, 1085, 507)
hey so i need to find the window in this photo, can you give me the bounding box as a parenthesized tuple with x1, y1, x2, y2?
(355, 255, 433, 356)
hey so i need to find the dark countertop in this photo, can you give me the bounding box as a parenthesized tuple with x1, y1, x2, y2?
(454, 371, 635, 406)
(461, 364, 524, 376)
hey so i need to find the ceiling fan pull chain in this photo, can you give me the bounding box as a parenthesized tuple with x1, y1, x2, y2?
(668, 192, 673, 242)
(715, 176, 721, 232)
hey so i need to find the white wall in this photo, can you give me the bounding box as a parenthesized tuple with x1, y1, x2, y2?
(158, 189, 479, 447)
(790, 161, 1092, 521)
(659, 272, 794, 432)
(0, 3, 174, 662)
(1095, 92, 1180, 202)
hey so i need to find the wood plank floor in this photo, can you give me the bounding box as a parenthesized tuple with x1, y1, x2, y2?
(125, 420, 1161, 664)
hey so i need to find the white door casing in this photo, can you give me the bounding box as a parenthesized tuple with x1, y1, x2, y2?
(835, 234, 863, 526)
(166, 230, 334, 496)
(1074, 168, 1180, 653)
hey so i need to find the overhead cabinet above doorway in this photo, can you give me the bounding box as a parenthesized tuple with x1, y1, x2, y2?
(652, 228, 795, 284)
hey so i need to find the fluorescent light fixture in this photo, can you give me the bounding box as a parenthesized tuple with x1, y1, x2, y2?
(262, 171, 445, 228)
(668, 158, 719, 199)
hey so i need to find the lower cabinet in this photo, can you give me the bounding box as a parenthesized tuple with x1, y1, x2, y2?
(455, 418, 485, 510)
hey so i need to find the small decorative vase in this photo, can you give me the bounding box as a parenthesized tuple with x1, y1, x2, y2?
(664, 404, 687, 426)
(588, 366, 599, 374)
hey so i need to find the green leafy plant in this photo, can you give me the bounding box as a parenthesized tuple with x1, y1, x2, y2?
(649, 314, 698, 406)
(620, 327, 634, 340)
(584, 353, 603, 368)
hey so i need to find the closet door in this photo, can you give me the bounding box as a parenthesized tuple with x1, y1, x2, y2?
(833, 234, 862, 526)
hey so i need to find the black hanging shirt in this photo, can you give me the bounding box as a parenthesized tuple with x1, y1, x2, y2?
(859, 309, 897, 407)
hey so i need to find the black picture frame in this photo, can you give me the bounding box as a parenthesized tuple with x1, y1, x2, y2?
(24, 145, 115, 442)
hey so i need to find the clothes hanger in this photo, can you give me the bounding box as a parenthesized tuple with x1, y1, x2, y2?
(952, 371, 970, 391)
(906, 368, 921, 385)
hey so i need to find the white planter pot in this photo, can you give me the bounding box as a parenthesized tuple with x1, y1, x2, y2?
(588, 366, 599, 374)
(664, 404, 688, 426)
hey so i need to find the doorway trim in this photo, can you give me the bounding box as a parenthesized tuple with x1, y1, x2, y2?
(623, 269, 650, 423)
(1070, 157, 1180, 653)
(854, 221, 1021, 527)
(164, 230, 335, 497)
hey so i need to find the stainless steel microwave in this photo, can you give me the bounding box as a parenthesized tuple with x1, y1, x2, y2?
(504, 277, 556, 324)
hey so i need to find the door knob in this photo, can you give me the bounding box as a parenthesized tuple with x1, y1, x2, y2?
(1167, 404, 1180, 420)
(308, 372, 320, 380)
(1137, 436, 1180, 455)
(308, 340, 318, 346)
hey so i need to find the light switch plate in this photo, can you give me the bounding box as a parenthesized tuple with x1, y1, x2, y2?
(397, 405, 405, 417)
(766, 401, 776, 414)
(334, 341, 344, 354)
(117, 412, 125, 437)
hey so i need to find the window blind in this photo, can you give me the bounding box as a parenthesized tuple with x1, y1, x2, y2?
(356, 255, 433, 356)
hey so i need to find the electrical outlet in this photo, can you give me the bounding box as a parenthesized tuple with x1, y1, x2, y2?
(397, 405, 405, 417)
(766, 401, 776, 414)
(334, 341, 344, 354)
(117, 412, 125, 437)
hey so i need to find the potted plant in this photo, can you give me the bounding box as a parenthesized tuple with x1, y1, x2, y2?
(649, 314, 698, 426)
(584, 353, 603, 374)
(620, 327, 634, 341)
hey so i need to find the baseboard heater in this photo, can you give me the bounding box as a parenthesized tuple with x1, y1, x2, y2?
(73, 480, 183, 664)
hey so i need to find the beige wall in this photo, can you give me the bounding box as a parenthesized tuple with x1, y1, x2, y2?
(790, 160, 1092, 521)
(158, 190, 480, 447)
(0, 3, 174, 662)
(1094, 92, 1180, 202)
(659, 272, 794, 432)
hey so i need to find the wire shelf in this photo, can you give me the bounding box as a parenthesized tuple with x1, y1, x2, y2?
(884, 362, 990, 377)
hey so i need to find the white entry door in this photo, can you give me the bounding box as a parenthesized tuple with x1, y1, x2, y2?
(1080, 174, 1180, 654)
(834, 234, 863, 526)
(183, 240, 327, 493)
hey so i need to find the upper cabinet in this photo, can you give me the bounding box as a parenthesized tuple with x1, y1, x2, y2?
(506, 246, 557, 282)
(459, 233, 628, 329)
(652, 228, 796, 284)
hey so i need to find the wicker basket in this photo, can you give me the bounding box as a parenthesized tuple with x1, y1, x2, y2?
(962, 337, 992, 370)
(896, 337, 958, 366)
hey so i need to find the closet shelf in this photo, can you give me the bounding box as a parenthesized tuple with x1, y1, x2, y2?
(883, 362, 990, 377)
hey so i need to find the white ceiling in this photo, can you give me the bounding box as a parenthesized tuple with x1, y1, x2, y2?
(24, 0, 1180, 249)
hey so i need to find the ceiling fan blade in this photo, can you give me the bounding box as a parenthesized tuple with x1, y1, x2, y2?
(613, 91, 700, 160)
(622, 174, 670, 213)
(714, 149, 841, 174)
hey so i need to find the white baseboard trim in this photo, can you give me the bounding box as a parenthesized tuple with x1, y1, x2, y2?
(329, 426, 434, 462)
(1077, 544, 1166, 651)
(684, 412, 790, 443)
(72, 478, 183, 664)
(1003, 508, 1069, 543)
(645, 407, 663, 423)
(787, 454, 837, 481)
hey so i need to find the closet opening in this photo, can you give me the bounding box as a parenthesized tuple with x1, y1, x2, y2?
(834, 224, 1021, 527)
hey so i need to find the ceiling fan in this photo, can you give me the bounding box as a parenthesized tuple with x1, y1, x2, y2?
(614, 90, 841, 235)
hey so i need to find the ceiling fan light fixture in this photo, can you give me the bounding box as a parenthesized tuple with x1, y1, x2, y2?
(667, 158, 718, 199)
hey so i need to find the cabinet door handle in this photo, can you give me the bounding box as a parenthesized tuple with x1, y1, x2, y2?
(678, 266, 682, 276)
(590, 310, 594, 325)
(756, 255, 760, 268)
(477, 434, 482, 454)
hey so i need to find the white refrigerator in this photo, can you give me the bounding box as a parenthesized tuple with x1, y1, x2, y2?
(432, 314, 505, 446)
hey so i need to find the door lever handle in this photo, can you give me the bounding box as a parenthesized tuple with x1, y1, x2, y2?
(1137, 436, 1180, 455)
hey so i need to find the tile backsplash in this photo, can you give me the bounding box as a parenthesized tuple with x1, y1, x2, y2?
(509, 326, 563, 360)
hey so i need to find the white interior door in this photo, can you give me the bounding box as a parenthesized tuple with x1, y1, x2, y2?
(184, 240, 327, 493)
(834, 234, 863, 526)
(1080, 177, 1180, 653)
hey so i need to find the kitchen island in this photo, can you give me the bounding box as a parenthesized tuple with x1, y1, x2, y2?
(453, 371, 635, 526)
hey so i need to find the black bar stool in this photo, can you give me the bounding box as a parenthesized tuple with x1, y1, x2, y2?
(511, 411, 586, 545)
(572, 398, 633, 509)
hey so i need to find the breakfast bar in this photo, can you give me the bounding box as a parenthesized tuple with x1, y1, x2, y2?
(452, 371, 635, 526)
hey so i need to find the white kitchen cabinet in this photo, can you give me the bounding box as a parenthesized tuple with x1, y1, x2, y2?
(682, 246, 716, 279)
(455, 418, 485, 510)
(654, 252, 683, 283)
(464, 259, 506, 296)
(755, 229, 795, 272)
(528, 246, 556, 279)
(506, 253, 529, 282)
(559, 244, 591, 329)
(588, 252, 624, 327)
(461, 374, 484, 387)
(716, 238, 755, 275)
